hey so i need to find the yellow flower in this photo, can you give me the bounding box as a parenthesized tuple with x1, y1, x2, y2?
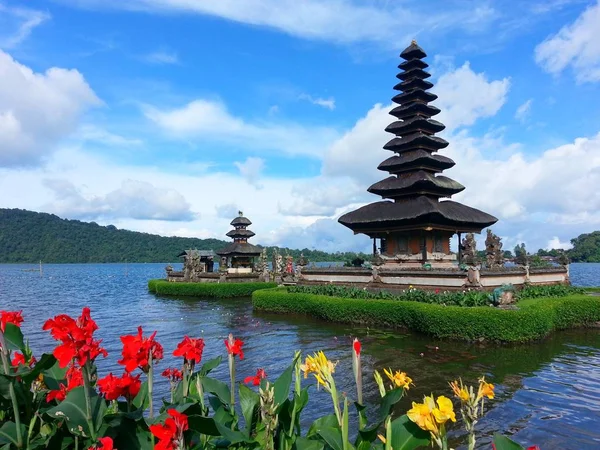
(300, 351, 336, 388)
(432, 396, 456, 424)
(477, 377, 495, 400)
(377, 434, 386, 444)
(407, 396, 438, 434)
(449, 379, 470, 402)
(383, 368, 413, 390)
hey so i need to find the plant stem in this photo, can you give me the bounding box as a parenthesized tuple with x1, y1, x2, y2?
(195, 376, 205, 414)
(0, 330, 24, 448)
(81, 364, 97, 441)
(228, 354, 235, 406)
(329, 378, 342, 427)
(26, 413, 38, 449)
(148, 355, 154, 418)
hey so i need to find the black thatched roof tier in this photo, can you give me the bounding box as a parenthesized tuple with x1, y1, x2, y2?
(226, 229, 255, 239)
(390, 103, 440, 120)
(377, 152, 455, 173)
(385, 117, 445, 135)
(231, 215, 252, 226)
(216, 242, 261, 257)
(368, 173, 464, 199)
(338, 197, 497, 234)
(338, 40, 498, 236)
(384, 133, 449, 152)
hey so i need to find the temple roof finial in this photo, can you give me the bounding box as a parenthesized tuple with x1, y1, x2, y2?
(411, 39, 417, 45)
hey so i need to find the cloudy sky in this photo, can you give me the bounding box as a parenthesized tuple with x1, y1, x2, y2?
(1, 0, 600, 254)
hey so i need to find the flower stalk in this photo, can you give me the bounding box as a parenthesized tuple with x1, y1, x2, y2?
(81, 363, 97, 441)
(0, 329, 23, 448)
(352, 338, 363, 405)
(148, 355, 154, 418)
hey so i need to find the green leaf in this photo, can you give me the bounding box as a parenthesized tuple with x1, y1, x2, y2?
(0, 422, 25, 446)
(378, 388, 404, 422)
(215, 421, 255, 445)
(273, 361, 294, 411)
(3, 323, 25, 352)
(0, 374, 12, 400)
(198, 356, 222, 376)
(389, 415, 430, 450)
(201, 376, 231, 406)
(13, 353, 57, 383)
(132, 381, 149, 410)
(492, 434, 525, 450)
(46, 386, 107, 437)
(42, 359, 67, 391)
(111, 418, 153, 450)
(307, 414, 338, 438)
(187, 415, 221, 436)
(239, 383, 260, 434)
(317, 426, 344, 450)
(294, 437, 325, 450)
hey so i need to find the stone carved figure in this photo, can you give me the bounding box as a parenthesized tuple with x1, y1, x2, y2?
(461, 233, 477, 265)
(256, 248, 269, 273)
(371, 253, 385, 267)
(485, 230, 504, 269)
(296, 253, 308, 267)
(285, 255, 294, 274)
(271, 248, 280, 274)
(276, 254, 284, 274)
(219, 256, 228, 273)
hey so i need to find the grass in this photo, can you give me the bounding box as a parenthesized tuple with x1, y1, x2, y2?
(252, 288, 600, 343)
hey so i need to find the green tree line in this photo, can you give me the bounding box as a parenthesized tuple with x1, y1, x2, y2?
(0, 209, 366, 263)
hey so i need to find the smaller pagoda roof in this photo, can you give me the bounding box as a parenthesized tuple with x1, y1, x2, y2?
(399, 59, 428, 71)
(177, 249, 214, 258)
(226, 229, 256, 239)
(378, 152, 455, 173)
(390, 103, 441, 120)
(385, 116, 445, 135)
(393, 78, 434, 92)
(216, 242, 262, 257)
(400, 41, 427, 60)
(392, 90, 437, 105)
(396, 68, 431, 81)
(231, 215, 252, 226)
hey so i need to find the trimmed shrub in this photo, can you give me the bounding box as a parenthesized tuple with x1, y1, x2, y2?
(253, 288, 600, 343)
(517, 284, 587, 299)
(149, 279, 277, 298)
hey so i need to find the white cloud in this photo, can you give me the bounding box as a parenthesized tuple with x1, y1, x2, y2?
(215, 203, 239, 220)
(42, 178, 196, 221)
(515, 99, 533, 123)
(144, 98, 339, 158)
(0, 50, 101, 167)
(58, 0, 500, 46)
(535, 0, 600, 82)
(546, 236, 573, 250)
(0, 4, 50, 48)
(433, 62, 510, 131)
(77, 124, 143, 146)
(299, 94, 335, 110)
(234, 157, 265, 188)
(143, 48, 179, 64)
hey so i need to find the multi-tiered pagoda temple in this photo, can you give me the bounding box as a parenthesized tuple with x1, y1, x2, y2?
(217, 212, 262, 273)
(339, 41, 497, 268)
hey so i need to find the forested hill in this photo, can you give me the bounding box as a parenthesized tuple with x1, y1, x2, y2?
(0, 209, 366, 263)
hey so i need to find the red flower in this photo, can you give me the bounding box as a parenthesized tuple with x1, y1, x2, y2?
(244, 368, 267, 386)
(43, 308, 107, 368)
(98, 372, 141, 401)
(162, 368, 183, 382)
(435, 289, 440, 294)
(173, 336, 205, 364)
(87, 437, 114, 450)
(149, 409, 188, 450)
(526, 447, 541, 450)
(11, 352, 36, 370)
(118, 326, 164, 373)
(46, 366, 83, 403)
(353, 338, 361, 356)
(224, 334, 244, 360)
(1, 310, 23, 332)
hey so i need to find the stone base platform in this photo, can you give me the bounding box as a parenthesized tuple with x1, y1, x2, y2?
(299, 265, 569, 291)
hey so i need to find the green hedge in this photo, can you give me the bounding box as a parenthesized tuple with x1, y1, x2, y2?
(252, 288, 600, 343)
(148, 279, 277, 298)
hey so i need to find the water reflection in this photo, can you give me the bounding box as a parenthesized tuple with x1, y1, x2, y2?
(1, 263, 599, 449)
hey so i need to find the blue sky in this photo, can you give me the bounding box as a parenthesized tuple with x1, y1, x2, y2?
(1, 0, 600, 253)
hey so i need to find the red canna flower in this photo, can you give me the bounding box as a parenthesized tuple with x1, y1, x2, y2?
(526, 447, 541, 450)
(173, 336, 205, 364)
(46, 365, 84, 402)
(353, 338, 361, 357)
(98, 372, 141, 401)
(149, 409, 188, 450)
(11, 352, 36, 370)
(87, 436, 114, 450)
(162, 368, 183, 382)
(1, 310, 23, 333)
(224, 334, 244, 360)
(118, 326, 164, 373)
(43, 308, 107, 368)
(244, 368, 267, 386)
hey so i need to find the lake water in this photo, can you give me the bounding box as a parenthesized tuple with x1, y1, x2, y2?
(1, 262, 599, 449)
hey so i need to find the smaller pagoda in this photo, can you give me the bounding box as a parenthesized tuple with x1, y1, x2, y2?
(217, 212, 262, 273)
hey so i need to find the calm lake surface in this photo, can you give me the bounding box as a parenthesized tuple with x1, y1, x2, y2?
(1, 262, 599, 449)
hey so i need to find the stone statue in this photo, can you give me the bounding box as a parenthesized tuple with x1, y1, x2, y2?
(183, 249, 206, 281)
(276, 254, 284, 274)
(371, 252, 384, 267)
(219, 256, 228, 273)
(461, 233, 477, 265)
(256, 248, 268, 273)
(271, 248, 280, 274)
(485, 230, 504, 269)
(285, 255, 294, 274)
(296, 253, 308, 267)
